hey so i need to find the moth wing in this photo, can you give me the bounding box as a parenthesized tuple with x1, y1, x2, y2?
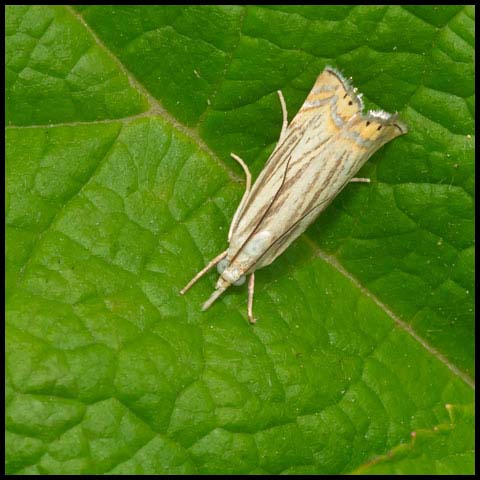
(226, 66, 406, 273)
(289, 66, 364, 128)
(246, 112, 407, 269)
(227, 66, 351, 249)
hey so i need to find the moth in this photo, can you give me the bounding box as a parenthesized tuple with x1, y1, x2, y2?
(180, 66, 407, 323)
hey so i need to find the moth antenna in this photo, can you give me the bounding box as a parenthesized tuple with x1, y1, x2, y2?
(180, 249, 228, 295)
(202, 285, 228, 311)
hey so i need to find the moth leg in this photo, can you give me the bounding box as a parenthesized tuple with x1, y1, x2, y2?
(277, 90, 288, 141)
(228, 153, 252, 241)
(180, 249, 228, 295)
(247, 273, 256, 324)
(230, 153, 252, 193)
(350, 177, 370, 183)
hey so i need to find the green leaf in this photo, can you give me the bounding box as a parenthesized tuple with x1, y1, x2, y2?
(353, 403, 475, 475)
(5, 5, 149, 125)
(6, 5, 474, 475)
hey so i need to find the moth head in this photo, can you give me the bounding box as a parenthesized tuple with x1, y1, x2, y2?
(217, 258, 245, 286)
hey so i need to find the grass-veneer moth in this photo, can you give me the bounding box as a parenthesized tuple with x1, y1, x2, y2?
(180, 66, 407, 323)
